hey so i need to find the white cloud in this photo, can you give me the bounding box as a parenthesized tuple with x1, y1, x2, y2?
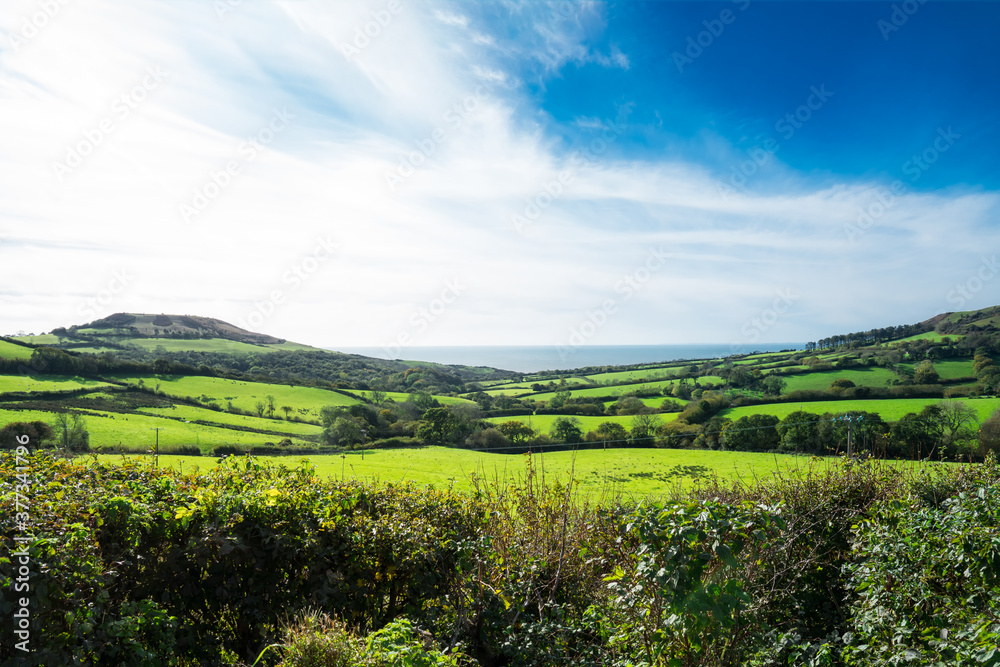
(1, 0, 998, 351)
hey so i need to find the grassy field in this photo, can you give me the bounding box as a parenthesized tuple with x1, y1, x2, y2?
(98, 447, 954, 502)
(113, 375, 361, 417)
(894, 359, 975, 380)
(530, 377, 723, 402)
(344, 390, 477, 407)
(0, 407, 309, 451)
(583, 367, 685, 384)
(12, 334, 60, 345)
(0, 374, 114, 393)
(486, 412, 681, 434)
(720, 397, 1000, 422)
(0, 340, 34, 360)
(136, 404, 322, 436)
(781, 367, 898, 393)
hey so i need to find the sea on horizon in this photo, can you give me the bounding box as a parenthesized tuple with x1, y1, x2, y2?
(330, 343, 803, 374)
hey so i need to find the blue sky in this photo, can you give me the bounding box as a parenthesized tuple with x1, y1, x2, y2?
(1, 1, 998, 354)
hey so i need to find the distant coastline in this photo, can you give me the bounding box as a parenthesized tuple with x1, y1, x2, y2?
(331, 343, 803, 373)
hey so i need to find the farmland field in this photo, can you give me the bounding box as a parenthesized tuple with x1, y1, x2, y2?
(584, 367, 685, 384)
(895, 359, 975, 380)
(0, 340, 34, 360)
(11, 334, 60, 345)
(343, 390, 477, 407)
(0, 407, 310, 451)
(100, 447, 956, 501)
(486, 412, 681, 433)
(720, 397, 1000, 422)
(113, 375, 361, 416)
(0, 374, 114, 393)
(136, 404, 322, 436)
(530, 376, 724, 402)
(781, 367, 898, 392)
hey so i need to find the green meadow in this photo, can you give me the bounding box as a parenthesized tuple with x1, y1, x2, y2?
(486, 412, 681, 433)
(113, 375, 360, 416)
(0, 340, 34, 360)
(1, 407, 309, 451)
(720, 397, 1000, 422)
(781, 367, 898, 392)
(99, 447, 954, 501)
(0, 374, 114, 393)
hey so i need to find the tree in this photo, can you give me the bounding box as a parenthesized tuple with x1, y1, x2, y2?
(417, 407, 460, 445)
(548, 390, 571, 409)
(629, 414, 662, 446)
(589, 421, 627, 446)
(266, 395, 276, 418)
(323, 417, 364, 447)
(760, 375, 785, 396)
(550, 417, 583, 444)
(890, 412, 941, 459)
(408, 391, 439, 414)
(369, 380, 387, 407)
(934, 401, 979, 458)
(721, 414, 780, 452)
(829, 379, 856, 392)
(612, 396, 648, 416)
(777, 410, 821, 454)
(254, 400, 266, 418)
(53, 413, 89, 452)
(465, 428, 510, 450)
(497, 420, 534, 444)
(281, 405, 293, 420)
(977, 407, 1000, 460)
(913, 360, 939, 384)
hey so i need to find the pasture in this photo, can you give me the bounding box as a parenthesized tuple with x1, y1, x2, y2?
(0, 374, 114, 394)
(719, 396, 1000, 422)
(0, 407, 310, 451)
(99, 447, 954, 502)
(113, 375, 360, 416)
(781, 367, 898, 392)
(0, 340, 34, 360)
(486, 412, 681, 434)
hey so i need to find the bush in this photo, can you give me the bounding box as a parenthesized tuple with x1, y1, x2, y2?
(843, 460, 1000, 664)
(160, 445, 201, 456)
(275, 610, 364, 667)
(212, 444, 245, 456)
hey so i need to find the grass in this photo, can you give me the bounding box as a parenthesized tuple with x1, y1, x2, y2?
(112, 375, 360, 418)
(720, 397, 1000, 422)
(12, 334, 60, 345)
(486, 413, 680, 434)
(894, 359, 975, 380)
(136, 404, 322, 436)
(0, 340, 35, 360)
(0, 374, 114, 393)
(583, 367, 686, 384)
(0, 407, 310, 452)
(99, 447, 953, 502)
(781, 367, 899, 393)
(343, 390, 477, 407)
(530, 378, 721, 402)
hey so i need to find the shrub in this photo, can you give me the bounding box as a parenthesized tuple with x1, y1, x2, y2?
(212, 444, 245, 456)
(275, 610, 364, 667)
(843, 462, 1000, 664)
(161, 445, 201, 456)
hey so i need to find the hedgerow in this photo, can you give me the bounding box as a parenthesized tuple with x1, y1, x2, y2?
(2, 452, 999, 666)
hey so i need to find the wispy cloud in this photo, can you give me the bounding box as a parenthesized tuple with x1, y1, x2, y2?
(0, 0, 997, 347)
